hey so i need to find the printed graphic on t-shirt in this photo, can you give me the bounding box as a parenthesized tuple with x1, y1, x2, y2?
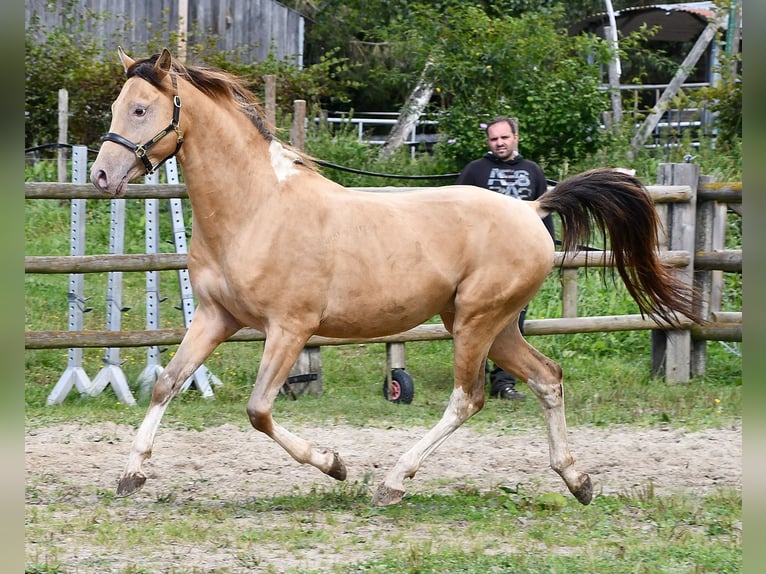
(486, 168, 533, 199)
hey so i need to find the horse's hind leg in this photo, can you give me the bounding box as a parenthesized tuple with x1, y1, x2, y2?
(373, 323, 489, 506)
(117, 304, 239, 496)
(245, 328, 347, 481)
(489, 326, 593, 505)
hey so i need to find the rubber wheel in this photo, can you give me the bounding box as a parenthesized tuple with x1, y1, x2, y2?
(383, 368, 414, 404)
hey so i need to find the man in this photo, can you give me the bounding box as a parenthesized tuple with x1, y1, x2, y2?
(456, 116, 555, 400)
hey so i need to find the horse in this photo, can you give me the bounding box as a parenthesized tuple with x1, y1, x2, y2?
(90, 48, 698, 507)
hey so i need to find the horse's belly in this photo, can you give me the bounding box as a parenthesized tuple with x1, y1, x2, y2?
(316, 281, 453, 339)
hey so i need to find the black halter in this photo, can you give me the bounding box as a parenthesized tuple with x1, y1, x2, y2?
(102, 73, 184, 175)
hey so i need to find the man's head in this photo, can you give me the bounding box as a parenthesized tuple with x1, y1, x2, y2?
(485, 117, 518, 161)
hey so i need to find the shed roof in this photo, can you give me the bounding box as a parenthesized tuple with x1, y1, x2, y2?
(568, 2, 727, 42)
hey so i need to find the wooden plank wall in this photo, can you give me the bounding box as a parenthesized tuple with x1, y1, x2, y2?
(25, 0, 304, 66)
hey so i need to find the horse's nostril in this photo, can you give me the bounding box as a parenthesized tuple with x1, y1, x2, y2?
(92, 169, 108, 191)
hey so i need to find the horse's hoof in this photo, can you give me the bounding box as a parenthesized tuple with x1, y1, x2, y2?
(327, 451, 347, 481)
(116, 473, 146, 497)
(571, 474, 593, 505)
(371, 483, 405, 506)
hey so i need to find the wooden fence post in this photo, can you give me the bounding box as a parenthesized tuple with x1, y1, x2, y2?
(284, 99, 322, 397)
(691, 174, 728, 376)
(57, 89, 68, 184)
(561, 269, 578, 318)
(651, 163, 698, 383)
(264, 75, 276, 126)
(291, 99, 306, 150)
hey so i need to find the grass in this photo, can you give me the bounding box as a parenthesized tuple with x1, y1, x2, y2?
(25, 474, 741, 573)
(23, 333, 742, 435)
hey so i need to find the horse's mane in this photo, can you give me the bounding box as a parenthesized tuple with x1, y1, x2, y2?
(128, 53, 318, 171)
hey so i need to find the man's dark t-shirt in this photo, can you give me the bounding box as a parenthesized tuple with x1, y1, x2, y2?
(457, 152, 555, 239)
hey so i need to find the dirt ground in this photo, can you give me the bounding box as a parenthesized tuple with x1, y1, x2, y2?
(25, 420, 742, 572)
(26, 420, 742, 500)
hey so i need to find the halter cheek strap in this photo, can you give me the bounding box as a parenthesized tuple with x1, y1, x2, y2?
(102, 73, 184, 175)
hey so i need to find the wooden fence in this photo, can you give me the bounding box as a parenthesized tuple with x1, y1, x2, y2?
(24, 158, 742, 404)
(25, 0, 304, 66)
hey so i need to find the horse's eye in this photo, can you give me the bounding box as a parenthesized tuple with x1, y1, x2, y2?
(134, 107, 147, 117)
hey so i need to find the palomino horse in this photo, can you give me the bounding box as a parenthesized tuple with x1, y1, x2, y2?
(91, 48, 698, 506)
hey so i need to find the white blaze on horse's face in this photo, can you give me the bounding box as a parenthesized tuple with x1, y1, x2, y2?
(268, 140, 300, 182)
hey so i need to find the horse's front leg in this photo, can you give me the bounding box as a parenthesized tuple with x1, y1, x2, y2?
(372, 332, 488, 506)
(117, 305, 239, 496)
(246, 328, 347, 481)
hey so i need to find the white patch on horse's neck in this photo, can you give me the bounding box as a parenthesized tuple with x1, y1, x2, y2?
(269, 140, 300, 182)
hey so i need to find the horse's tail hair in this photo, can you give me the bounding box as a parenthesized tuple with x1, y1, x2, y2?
(538, 168, 701, 327)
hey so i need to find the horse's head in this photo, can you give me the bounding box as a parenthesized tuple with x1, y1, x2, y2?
(91, 47, 184, 196)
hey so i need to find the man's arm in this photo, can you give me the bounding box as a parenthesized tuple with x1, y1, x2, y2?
(542, 213, 556, 241)
(456, 159, 483, 186)
(535, 164, 556, 240)
(455, 168, 472, 186)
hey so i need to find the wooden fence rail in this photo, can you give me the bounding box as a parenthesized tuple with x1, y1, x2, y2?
(27, 181, 734, 202)
(23, 315, 687, 349)
(31, 249, 732, 275)
(24, 313, 740, 349)
(25, 167, 742, 396)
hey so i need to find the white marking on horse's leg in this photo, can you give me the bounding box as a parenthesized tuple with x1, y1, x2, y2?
(268, 140, 300, 182)
(117, 307, 236, 496)
(117, 364, 199, 496)
(490, 329, 592, 504)
(373, 385, 479, 505)
(119, 399, 170, 487)
(525, 375, 592, 505)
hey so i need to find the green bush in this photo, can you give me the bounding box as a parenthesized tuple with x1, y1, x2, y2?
(24, 2, 359, 150)
(303, 119, 456, 187)
(398, 6, 609, 172)
(25, 9, 125, 149)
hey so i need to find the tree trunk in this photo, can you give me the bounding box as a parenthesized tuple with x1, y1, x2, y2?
(378, 59, 434, 159)
(604, 6, 622, 129)
(629, 21, 718, 157)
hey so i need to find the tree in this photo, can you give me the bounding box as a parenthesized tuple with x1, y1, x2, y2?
(377, 4, 610, 170)
(377, 58, 434, 158)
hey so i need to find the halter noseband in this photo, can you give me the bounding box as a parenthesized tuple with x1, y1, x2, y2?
(102, 73, 184, 175)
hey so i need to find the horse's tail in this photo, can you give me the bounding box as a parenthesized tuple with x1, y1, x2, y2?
(537, 168, 700, 326)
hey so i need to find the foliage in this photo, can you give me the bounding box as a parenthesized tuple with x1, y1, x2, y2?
(390, 5, 611, 171)
(284, 0, 421, 111)
(285, 0, 656, 111)
(24, 6, 125, 149)
(24, 1, 361, 150)
(204, 47, 364, 118)
(695, 50, 742, 149)
(26, 0, 742, 178)
(302, 119, 456, 187)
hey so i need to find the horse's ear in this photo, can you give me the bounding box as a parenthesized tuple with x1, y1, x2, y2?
(155, 48, 173, 77)
(117, 46, 134, 75)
